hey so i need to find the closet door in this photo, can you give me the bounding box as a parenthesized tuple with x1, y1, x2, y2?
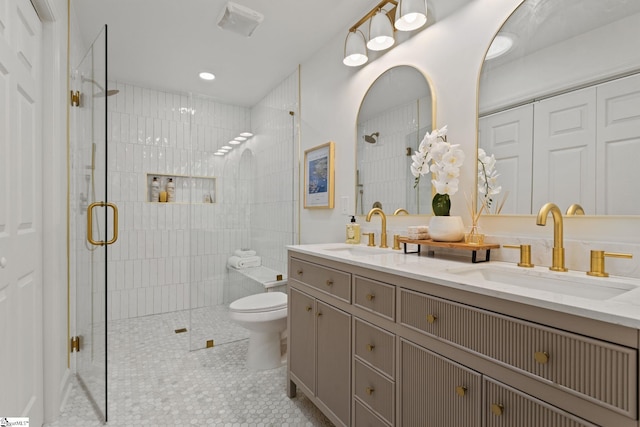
(596, 73, 640, 215)
(532, 88, 596, 214)
(478, 104, 533, 214)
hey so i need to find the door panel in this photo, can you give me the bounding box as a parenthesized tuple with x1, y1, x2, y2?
(0, 0, 43, 424)
(532, 88, 596, 213)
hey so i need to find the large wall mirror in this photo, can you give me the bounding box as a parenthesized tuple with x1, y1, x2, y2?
(478, 0, 640, 215)
(357, 66, 435, 215)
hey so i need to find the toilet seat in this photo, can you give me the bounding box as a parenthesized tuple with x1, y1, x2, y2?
(229, 292, 287, 313)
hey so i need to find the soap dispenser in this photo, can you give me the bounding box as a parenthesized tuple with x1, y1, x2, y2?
(346, 215, 361, 244)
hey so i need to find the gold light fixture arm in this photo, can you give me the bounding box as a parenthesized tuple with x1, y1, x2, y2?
(349, 0, 398, 32)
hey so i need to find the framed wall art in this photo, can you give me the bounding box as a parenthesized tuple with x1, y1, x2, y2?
(304, 142, 335, 209)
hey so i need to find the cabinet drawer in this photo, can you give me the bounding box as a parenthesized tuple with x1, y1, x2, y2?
(290, 257, 351, 303)
(355, 399, 391, 427)
(484, 377, 598, 427)
(400, 289, 638, 417)
(353, 276, 395, 321)
(354, 318, 395, 379)
(354, 359, 395, 425)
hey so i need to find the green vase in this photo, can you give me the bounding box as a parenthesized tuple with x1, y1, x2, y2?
(432, 193, 451, 216)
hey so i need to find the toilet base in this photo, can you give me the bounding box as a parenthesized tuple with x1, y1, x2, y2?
(246, 330, 282, 371)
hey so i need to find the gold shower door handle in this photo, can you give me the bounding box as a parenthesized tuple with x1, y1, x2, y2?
(87, 202, 119, 246)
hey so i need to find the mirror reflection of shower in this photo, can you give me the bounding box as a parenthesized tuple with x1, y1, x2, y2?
(363, 132, 379, 144)
(356, 169, 364, 215)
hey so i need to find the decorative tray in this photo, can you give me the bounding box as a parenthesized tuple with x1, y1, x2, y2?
(397, 237, 500, 263)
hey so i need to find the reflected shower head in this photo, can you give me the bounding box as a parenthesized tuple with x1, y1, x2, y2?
(363, 132, 379, 144)
(81, 76, 120, 97)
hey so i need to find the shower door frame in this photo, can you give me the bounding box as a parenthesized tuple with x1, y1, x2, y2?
(71, 24, 114, 422)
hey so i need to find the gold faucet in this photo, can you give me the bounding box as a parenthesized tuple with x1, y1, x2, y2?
(566, 204, 585, 215)
(366, 208, 388, 248)
(393, 208, 409, 215)
(536, 203, 568, 272)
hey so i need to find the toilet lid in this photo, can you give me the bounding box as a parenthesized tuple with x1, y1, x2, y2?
(229, 292, 287, 313)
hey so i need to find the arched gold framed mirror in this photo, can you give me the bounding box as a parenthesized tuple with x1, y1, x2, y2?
(478, 0, 640, 216)
(356, 65, 436, 215)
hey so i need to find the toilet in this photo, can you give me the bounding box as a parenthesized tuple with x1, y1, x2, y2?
(228, 291, 288, 370)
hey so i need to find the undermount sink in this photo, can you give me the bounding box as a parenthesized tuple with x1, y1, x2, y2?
(322, 244, 391, 257)
(446, 265, 638, 300)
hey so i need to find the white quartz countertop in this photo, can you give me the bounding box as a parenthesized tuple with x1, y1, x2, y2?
(288, 243, 640, 329)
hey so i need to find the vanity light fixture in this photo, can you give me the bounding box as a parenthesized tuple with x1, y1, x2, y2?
(367, 8, 395, 51)
(343, 29, 368, 66)
(394, 0, 427, 31)
(344, 0, 427, 67)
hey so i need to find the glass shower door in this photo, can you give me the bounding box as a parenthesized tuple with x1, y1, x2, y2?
(71, 25, 113, 422)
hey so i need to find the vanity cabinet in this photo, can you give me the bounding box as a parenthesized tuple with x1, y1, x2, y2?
(287, 250, 640, 427)
(287, 260, 352, 427)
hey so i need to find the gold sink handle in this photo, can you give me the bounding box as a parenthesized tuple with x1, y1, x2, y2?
(503, 244, 534, 268)
(587, 250, 633, 277)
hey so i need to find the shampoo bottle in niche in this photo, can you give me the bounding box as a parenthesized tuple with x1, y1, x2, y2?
(150, 176, 160, 202)
(166, 178, 175, 202)
(346, 215, 361, 244)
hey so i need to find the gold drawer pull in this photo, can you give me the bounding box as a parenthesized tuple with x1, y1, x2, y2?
(365, 387, 374, 396)
(297, 269, 303, 275)
(366, 293, 375, 301)
(534, 351, 549, 364)
(326, 279, 333, 286)
(317, 311, 323, 317)
(455, 386, 467, 397)
(491, 403, 504, 416)
(305, 306, 312, 312)
(366, 344, 375, 352)
(426, 314, 437, 324)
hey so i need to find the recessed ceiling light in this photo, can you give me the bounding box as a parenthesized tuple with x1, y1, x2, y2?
(234, 136, 247, 142)
(219, 148, 229, 153)
(240, 132, 253, 137)
(485, 34, 514, 60)
(229, 140, 241, 145)
(199, 72, 216, 81)
(214, 152, 225, 156)
(222, 145, 233, 150)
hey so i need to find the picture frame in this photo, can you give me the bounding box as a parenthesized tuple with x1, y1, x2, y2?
(304, 142, 335, 209)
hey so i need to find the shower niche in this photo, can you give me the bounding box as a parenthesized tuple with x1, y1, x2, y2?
(146, 173, 216, 204)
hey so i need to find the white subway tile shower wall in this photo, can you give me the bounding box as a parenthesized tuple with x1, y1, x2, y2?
(106, 82, 250, 320)
(104, 72, 298, 321)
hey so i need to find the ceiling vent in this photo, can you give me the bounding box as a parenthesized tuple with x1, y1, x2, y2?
(217, 2, 264, 37)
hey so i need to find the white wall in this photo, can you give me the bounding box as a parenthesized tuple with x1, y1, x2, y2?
(298, 0, 640, 278)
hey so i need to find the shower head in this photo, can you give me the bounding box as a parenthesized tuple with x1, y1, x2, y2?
(81, 76, 120, 97)
(363, 132, 379, 144)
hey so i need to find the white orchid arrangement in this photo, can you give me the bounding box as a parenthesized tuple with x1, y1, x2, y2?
(477, 148, 505, 214)
(410, 125, 466, 216)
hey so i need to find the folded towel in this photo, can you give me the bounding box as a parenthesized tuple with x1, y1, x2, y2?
(234, 249, 257, 258)
(408, 225, 429, 233)
(228, 255, 261, 269)
(407, 232, 430, 240)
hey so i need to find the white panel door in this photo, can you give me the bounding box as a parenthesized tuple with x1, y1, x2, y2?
(532, 87, 596, 214)
(478, 104, 533, 214)
(0, 0, 43, 424)
(596, 73, 640, 215)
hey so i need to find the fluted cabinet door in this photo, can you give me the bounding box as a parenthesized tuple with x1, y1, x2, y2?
(316, 300, 351, 426)
(400, 340, 481, 427)
(289, 288, 316, 393)
(484, 377, 598, 427)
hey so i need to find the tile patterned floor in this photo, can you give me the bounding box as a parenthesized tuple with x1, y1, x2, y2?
(45, 307, 333, 426)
